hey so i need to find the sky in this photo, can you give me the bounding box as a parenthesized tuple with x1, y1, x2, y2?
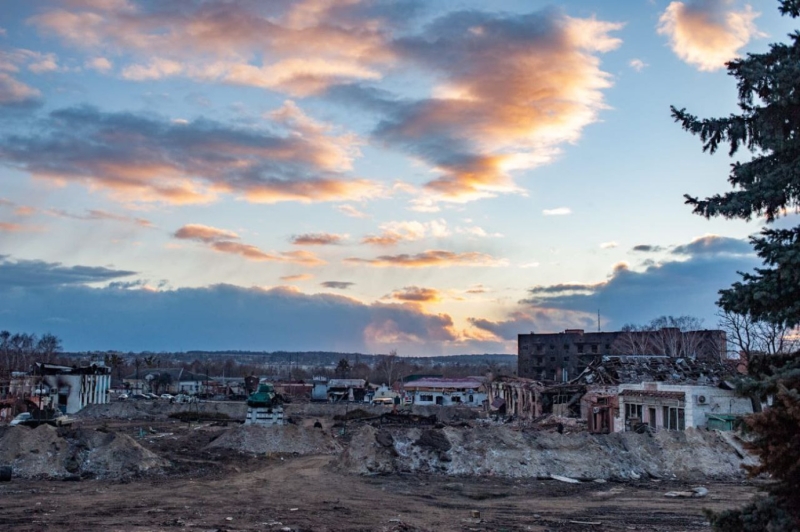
(0, 0, 794, 354)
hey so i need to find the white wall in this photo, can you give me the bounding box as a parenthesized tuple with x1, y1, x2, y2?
(613, 383, 752, 431)
(412, 390, 487, 407)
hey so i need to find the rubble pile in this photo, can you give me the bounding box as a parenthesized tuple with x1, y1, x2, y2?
(76, 401, 247, 421)
(576, 356, 732, 386)
(339, 425, 755, 480)
(0, 425, 167, 479)
(205, 424, 343, 456)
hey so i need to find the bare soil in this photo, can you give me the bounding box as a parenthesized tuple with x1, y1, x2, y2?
(0, 408, 761, 531)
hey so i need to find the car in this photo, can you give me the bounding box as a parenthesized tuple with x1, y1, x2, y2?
(53, 414, 74, 426)
(131, 393, 149, 400)
(9, 412, 32, 426)
(144, 393, 159, 400)
(160, 394, 174, 400)
(118, 393, 129, 401)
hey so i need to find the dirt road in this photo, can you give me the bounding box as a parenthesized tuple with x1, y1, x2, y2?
(0, 453, 757, 532)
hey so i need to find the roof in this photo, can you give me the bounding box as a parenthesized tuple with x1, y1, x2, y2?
(327, 378, 366, 388)
(572, 356, 732, 386)
(404, 378, 483, 390)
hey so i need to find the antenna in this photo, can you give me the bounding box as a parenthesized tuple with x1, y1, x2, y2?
(597, 309, 601, 332)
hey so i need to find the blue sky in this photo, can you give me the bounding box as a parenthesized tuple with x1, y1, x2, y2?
(0, 0, 792, 354)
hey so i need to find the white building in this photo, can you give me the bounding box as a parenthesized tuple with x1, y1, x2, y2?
(34, 363, 111, 414)
(405, 378, 486, 407)
(613, 382, 752, 432)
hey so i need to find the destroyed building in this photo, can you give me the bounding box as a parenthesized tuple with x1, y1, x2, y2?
(517, 328, 726, 382)
(576, 356, 751, 433)
(30, 362, 111, 414)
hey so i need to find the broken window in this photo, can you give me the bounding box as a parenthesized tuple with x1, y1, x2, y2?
(451, 396, 461, 403)
(550, 357, 556, 362)
(563, 344, 569, 351)
(591, 344, 598, 353)
(420, 394, 434, 402)
(663, 406, 686, 430)
(577, 344, 584, 353)
(625, 402, 643, 421)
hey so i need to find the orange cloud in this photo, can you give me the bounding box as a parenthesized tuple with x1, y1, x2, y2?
(372, 9, 622, 203)
(388, 286, 442, 303)
(0, 222, 25, 232)
(362, 219, 449, 246)
(0, 72, 41, 107)
(30, 0, 405, 96)
(291, 233, 346, 246)
(658, 0, 761, 71)
(173, 224, 240, 242)
(280, 273, 314, 282)
(174, 223, 325, 265)
(345, 249, 506, 268)
(0, 103, 380, 206)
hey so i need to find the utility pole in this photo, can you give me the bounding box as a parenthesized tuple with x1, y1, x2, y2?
(597, 310, 601, 332)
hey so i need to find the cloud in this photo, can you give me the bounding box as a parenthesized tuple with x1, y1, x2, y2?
(671, 234, 753, 256)
(321, 281, 354, 290)
(85, 56, 112, 72)
(0, 276, 475, 354)
(336, 204, 369, 218)
(516, 235, 760, 329)
(0, 222, 25, 232)
(29, 0, 420, 96)
(631, 244, 664, 253)
(0, 72, 41, 108)
(345, 249, 506, 268)
(48, 208, 153, 227)
(629, 58, 648, 71)
(173, 224, 240, 242)
(469, 309, 597, 341)
(600, 241, 618, 249)
(291, 233, 347, 246)
(387, 286, 442, 303)
(543, 207, 572, 216)
(174, 224, 325, 265)
(360, 8, 621, 203)
(280, 273, 313, 282)
(362, 219, 449, 246)
(0, 103, 379, 205)
(0, 256, 135, 287)
(658, 0, 761, 71)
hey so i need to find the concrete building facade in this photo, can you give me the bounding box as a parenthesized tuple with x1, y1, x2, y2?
(518, 328, 726, 382)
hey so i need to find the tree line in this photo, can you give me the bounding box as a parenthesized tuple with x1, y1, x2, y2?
(0, 330, 63, 376)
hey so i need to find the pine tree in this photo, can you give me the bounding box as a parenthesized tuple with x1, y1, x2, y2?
(673, 2, 800, 530)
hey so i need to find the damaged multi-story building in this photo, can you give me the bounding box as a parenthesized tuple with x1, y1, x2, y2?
(517, 327, 726, 382)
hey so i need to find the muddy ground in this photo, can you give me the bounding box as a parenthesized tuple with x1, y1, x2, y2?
(0, 407, 761, 531)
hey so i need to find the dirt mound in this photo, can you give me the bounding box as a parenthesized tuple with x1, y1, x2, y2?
(0, 425, 167, 480)
(205, 424, 343, 456)
(340, 425, 755, 480)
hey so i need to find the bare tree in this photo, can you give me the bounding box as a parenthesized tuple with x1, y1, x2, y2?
(718, 310, 800, 361)
(374, 349, 399, 386)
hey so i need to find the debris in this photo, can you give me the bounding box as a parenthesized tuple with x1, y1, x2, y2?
(551, 474, 580, 484)
(289, 508, 299, 512)
(471, 510, 481, 518)
(570, 520, 602, 526)
(225, 517, 233, 521)
(692, 487, 709, 497)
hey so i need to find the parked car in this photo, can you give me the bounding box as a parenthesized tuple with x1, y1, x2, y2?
(160, 394, 174, 401)
(131, 393, 149, 400)
(9, 412, 32, 426)
(144, 393, 159, 400)
(118, 393, 129, 401)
